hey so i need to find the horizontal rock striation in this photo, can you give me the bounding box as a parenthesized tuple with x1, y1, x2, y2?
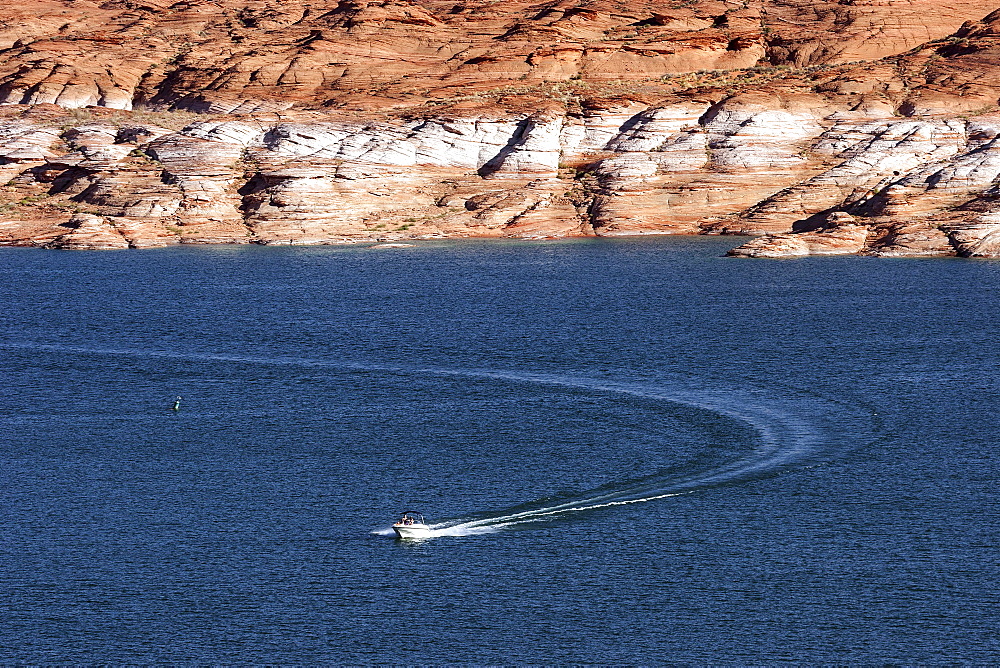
(3, 2, 1000, 255)
(0, 96, 999, 255)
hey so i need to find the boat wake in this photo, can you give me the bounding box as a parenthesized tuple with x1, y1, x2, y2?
(372, 368, 877, 539)
(0, 342, 876, 540)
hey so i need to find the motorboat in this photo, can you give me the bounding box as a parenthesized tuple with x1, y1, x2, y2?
(393, 511, 431, 539)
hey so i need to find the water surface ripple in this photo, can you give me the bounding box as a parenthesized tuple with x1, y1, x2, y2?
(0, 239, 997, 663)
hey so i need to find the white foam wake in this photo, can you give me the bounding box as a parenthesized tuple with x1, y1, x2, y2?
(372, 369, 872, 539)
(0, 343, 869, 540)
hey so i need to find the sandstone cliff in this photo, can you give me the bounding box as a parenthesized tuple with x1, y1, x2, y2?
(1, 1, 1000, 256)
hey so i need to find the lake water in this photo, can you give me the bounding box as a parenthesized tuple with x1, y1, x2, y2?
(1, 237, 998, 663)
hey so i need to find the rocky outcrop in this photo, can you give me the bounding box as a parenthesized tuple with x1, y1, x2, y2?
(1, 98, 1000, 255)
(46, 213, 130, 250)
(0, 0, 991, 114)
(4, 2, 1000, 255)
(726, 111, 1000, 257)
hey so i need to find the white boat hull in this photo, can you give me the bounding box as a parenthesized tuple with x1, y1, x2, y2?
(393, 523, 431, 539)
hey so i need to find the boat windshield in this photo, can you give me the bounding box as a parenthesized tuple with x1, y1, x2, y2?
(395, 511, 425, 525)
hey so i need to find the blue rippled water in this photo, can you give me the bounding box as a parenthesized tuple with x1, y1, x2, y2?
(1, 237, 998, 663)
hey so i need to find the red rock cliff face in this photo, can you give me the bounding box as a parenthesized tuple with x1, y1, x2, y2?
(0, 0, 987, 111)
(1, 0, 1000, 255)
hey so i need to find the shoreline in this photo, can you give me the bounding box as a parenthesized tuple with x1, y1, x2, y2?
(2, 105, 1000, 259)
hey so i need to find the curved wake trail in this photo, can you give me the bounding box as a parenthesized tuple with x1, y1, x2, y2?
(0, 342, 874, 539)
(375, 369, 875, 539)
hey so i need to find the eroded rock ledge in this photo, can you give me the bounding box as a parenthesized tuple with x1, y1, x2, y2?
(3, 99, 1000, 257)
